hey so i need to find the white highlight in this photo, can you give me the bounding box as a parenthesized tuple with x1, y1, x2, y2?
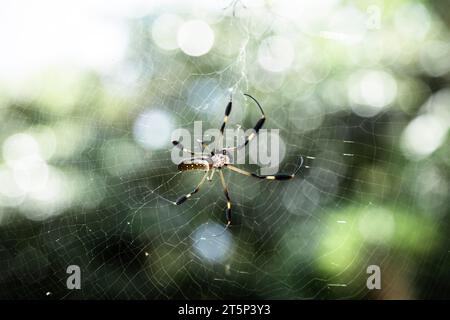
(2, 133, 49, 195)
(133, 109, 173, 150)
(348, 70, 397, 117)
(420, 41, 450, 77)
(0, 132, 72, 217)
(2, 133, 41, 167)
(401, 114, 448, 160)
(152, 14, 184, 51)
(12, 156, 49, 194)
(0, 166, 26, 207)
(177, 20, 215, 57)
(0, 0, 128, 86)
(325, 5, 367, 42)
(319, 31, 362, 44)
(192, 223, 232, 263)
(360, 71, 397, 107)
(258, 36, 295, 73)
(271, 0, 339, 33)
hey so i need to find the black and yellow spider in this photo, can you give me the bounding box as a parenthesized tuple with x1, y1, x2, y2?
(171, 93, 303, 226)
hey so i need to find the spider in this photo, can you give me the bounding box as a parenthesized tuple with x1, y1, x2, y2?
(171, 93, 303, 226)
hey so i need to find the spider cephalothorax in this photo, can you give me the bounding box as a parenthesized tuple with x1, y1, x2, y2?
(211, 150, 232, 168)
(171, 93, 303, 226)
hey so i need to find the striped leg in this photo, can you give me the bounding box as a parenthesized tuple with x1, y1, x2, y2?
(172, 140, 203, 156)
(219, 97, 233, 135)
(196, 138, 215, 153)
(219, 170, 232, 226)
(228, 94, 266, 150)
(207, 168, 216, 181)
(226, 165, 293, 180)
(226, 157, 304, 180)
(174, 172, 209, 205)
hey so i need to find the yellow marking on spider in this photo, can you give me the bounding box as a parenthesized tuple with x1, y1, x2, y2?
(266, 176, 276, 180)
(186, 194, 191, 198)
(224, 116, 228, 122)
(227, 165, 251, 176)
(227, 202, 231, 209)
(248, 132, 255, 140)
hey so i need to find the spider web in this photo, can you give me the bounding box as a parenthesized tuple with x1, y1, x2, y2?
(0, 0, 448, 300)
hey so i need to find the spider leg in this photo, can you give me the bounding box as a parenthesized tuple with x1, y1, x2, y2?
(172, 140, 204, 156)
(225, 156, 304, 180)
(218, 170, 232, 226)
(227, 94, 266, 151)
(207, 168, 216, 181)
(174, 171, 209, 205)
(219, 96, 233, 135)
(196, 138, 215, 154)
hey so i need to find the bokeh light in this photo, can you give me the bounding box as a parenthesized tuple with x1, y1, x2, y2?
(257, 36, 295, 72)
(2, 133, 41, 166)
(152, 14, 184, 51)
(192, 223, 233, 263)
(348, 69, 398, 117)
(177, 20, 215, 56)
(0, 0, 128, 88)
(0, 165, 26, 207)
(420, 41, 450, 77)
(401, 114, 447, 160)
(133, 109, 174, 150)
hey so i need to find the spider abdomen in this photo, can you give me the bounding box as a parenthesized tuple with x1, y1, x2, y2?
(178, 163, 208, 171)
(178, 158, 211, 172)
